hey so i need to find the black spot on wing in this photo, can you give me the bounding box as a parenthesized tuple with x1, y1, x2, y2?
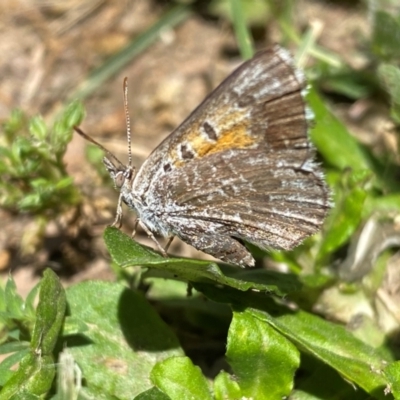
(202, 121, 218, 141)
(180, 144, 195, 160)
(163, 163, 172, 172)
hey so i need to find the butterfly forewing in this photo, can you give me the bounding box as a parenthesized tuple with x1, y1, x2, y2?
(133, 47, 307, 192)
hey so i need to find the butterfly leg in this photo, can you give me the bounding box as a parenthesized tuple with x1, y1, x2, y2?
(131, 218, 140, 238)
(139, 220, 168, 257)
(111, 193, 123, 228)
(178, 232, 255, 267)
(164, 236, 174, 252)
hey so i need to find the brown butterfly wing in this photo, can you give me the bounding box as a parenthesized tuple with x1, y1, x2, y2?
(133, 46, 330, 266)
(161, 148, 328, 249)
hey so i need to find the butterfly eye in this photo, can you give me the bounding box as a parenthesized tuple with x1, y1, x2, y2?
(114, 171, 125, 188)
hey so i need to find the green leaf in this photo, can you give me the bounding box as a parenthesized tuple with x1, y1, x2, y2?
(0, 341, 30, 355)
(17, 193, 41, 210)
(317, 170, 371, 262)
(24, 283, 41, 318)
(195, 284, 390, 398)
(54, 177, 73, 190)
(0, 353, 55, 398)
(29, 178, 49, 189)
(63, 100, 85, 129)
(135, 387, 171, 400)
(213, 371, 241, 400)
(254, 308, 390, 398)
(66, 281, 183, 398)
(0, 348, 30, 386)
(29, 116, 47, 141)
(10, 141, 23, 171)
(0, 271, 66, 397)
(307, 87, 370, 171)
(226, 311, 299, 399)
(384, 361, 400, 398)
(105, 227, 301, 296)
(31, 269, 66, 356)
(151, 356, 212, 400)
(2, 109, 25, 141)
(4, 276, 24, 320)
(52, 101, 85, 155)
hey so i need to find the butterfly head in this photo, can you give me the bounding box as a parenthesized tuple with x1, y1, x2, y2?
(73, 126, 135, 191)
(103, 156, 135, 190)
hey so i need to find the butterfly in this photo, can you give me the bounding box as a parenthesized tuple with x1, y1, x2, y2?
(75, 45, 330, 267)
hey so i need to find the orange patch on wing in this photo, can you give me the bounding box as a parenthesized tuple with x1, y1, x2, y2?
(170, 109, 256, 168)
(196, 123, 255, 156)
(194, 109, 256, 155)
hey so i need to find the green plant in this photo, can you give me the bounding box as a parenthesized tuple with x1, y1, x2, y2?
(0, 101, 85, 257)
(0, 103, 84, 216)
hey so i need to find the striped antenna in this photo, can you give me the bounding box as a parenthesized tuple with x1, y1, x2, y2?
(123, 77, 132, 168)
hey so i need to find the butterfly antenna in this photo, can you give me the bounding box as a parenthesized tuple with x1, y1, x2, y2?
(73, 126, 125, 168)
(123, 77, 133, 168)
